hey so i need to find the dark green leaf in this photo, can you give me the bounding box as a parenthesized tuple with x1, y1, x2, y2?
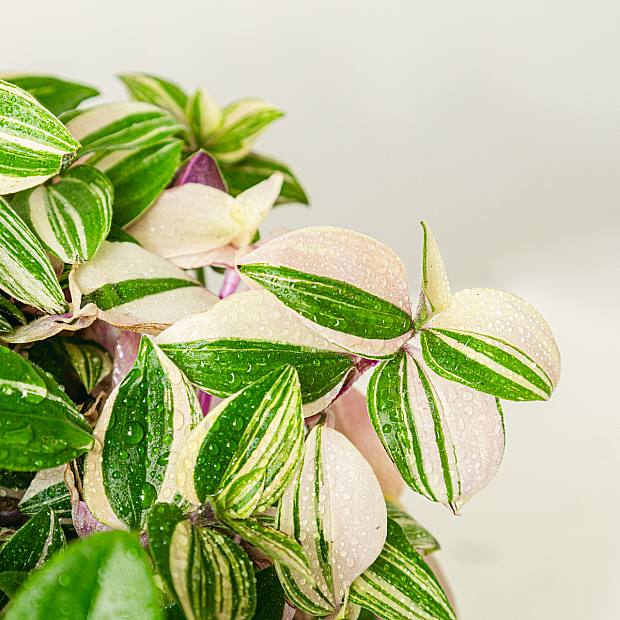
(0, 571, 27, 598)
(253, 567, 285, 620)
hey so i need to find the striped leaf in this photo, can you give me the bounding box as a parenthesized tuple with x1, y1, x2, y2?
(127, 173, 282, 263)
(0, 345, 93, 471)
(367, 348, 505, 511)
(275, 425, 387, 617)
(220, 152, 308, 205)
(63, 101, 183, 155)
(12, 165, 113, 263)
(221, 517, 311, 579)
(421, 288, 560, 401)
(0, 507, 65, 572)
(176, 366, 303, 519)
(61, 338, 112, 392)
(169, 520, 256, 620)
(386, 502, 439, 555)
(0, 296, 25, 333)
(418, 221, 451, 323)
(156, 290, 354, 416)
(205, 99, 283, 163)
(83, 336, 202, 530)
(92, 138, 183, 227)
(72, 240, 217, 333)
(0, 80, 81, 194)
(238, 227, 413, 357)
(0, 197, 66, 313)
(349, 516, 455, 620)
(3, 531, 162, 620)
(1, 75, 99, 116)
(119, 73, 189, 123)
(18, 466, 71, 518)
(187, 88, 223, 144)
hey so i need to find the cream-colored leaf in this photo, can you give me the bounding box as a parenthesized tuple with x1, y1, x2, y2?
(420, 221, 451, 315)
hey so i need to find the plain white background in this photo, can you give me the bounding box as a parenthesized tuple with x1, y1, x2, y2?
(2, 2, 619, 618)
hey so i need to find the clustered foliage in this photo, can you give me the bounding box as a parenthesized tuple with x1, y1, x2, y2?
(0, 73, 560, 620)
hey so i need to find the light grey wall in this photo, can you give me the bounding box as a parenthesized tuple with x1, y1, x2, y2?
(2, 2, 618, 618)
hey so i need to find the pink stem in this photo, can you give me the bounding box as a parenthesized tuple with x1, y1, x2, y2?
(219, 268, 241, 299)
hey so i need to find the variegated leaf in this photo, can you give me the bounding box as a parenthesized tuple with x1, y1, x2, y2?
(1, 74, 99, 116)
(12, 165, 113, 263)
(0, 507, 65, 572)
(156, 290, 354, 416)
(220, 152, 308, 205)
(205, 99, 283, 163)
(417, 221, 451, 324)
(238, 227, 413, 357)
(0, 296, 25, 332)
(18, 466, 71, 518)
(349, 516, 455, 620)
(187, 88, 222, 144)
(61, 338, 112, 392)
(169, 520, 256, 620)
(63, 101, 183, 155)
(119, 73, 188, 123)
(0, 197, 66, 313)
(83, 336, 202, 530)
(92, 138, 183, 227)
(385, 501, 439, 555)
(127, 173, 282, 262)
(0, 345, 93, 471)
(176, 366, 303, 518)
(72, 241, 217, 333)
(0, 80, 81, 194)
(276, 425, 387, 617)
(422, 288, 560, 401)
(368, 347, 505, 511)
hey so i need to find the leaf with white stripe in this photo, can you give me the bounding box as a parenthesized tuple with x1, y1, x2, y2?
(187, 88, 222, 144)
(239, 227, 413, 357)
(1, 75, 99, 116)
(61, 338, 112, 392)
(176, 366, 303, 519)
(0, 345, 93, 471)
(0, 507, 65, 573)
(12, 165, 113, 263)
(156, 290, 354, 416)
(204, 99, 283, 164)
(220, 152, 309, 205)
(368, 348, 505, 511)
(119, 73, 188, 123)
(417, 221, 451, 325)
(83, 336, 202, 530)
(92, 139, 183, 226)
(72, 241, 217, 333)
(63, 101, 183, 155)
(422, 288, 560, 401)
(18, 466, 71, 518)
(386, 502, 439, 555)
(0, 198, 66, 313)
(275, 425, 387, 617)
(349, 515, 455, 620)
(0, 80, 81, 194)
(169, 520, 256, 620)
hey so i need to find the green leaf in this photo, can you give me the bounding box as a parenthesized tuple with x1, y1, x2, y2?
(367, 348, 505, 511)
(177, 366, 303, 519)
(169, 520, 256, 620)
(92, 139, 183, 227)
(61, 338, 112, 392)
(0, 198, 66, 313)
(187, 88, 222, 144)
(18, 466, 72, 518)
(349, 517, 455, 620)
(0, 507, 65, 572)
(0, 470, 33, 492)
(12, 165, 113, 263)
(0, 297, 25, 333)
(119, 73, 188, 123)
(1, 75, 99, 116)
(205, 99, 283, 163)
(221, 152, 308, 205)
(3, 531, 163, 620)
(253, 567, 286, 620)
(106, 223, 139, 244)
(83, 337, 201, 530)
(386, 502, 439, 555)
(0, 346, 93, 471)
(0, 80, 81, 194)
(63, 101, 183, 155)
(0, 571, 27, 598)
(238, 264, 412, 341)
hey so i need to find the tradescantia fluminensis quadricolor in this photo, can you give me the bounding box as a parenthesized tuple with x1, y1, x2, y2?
(0, 72, 560, 620)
